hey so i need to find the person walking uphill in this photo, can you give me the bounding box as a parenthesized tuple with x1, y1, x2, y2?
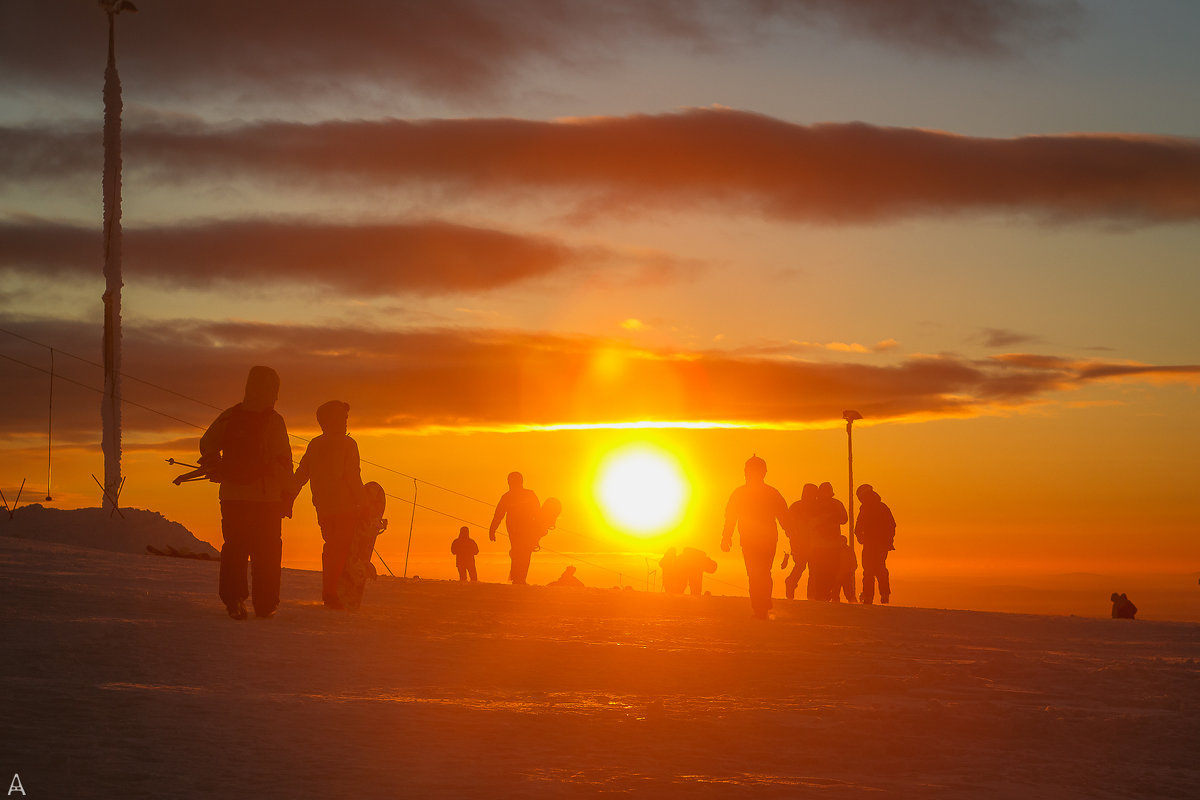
(199, 366, 293, 619)
(722, 455, 789, 620)
(488, 472, 542, 585)
(293, 401, 366, 608)
(855, 484, 896, 605)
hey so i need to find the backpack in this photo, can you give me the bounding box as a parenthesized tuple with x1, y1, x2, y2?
(219, 404, 273, 486)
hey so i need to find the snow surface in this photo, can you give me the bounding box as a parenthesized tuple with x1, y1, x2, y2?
(1, 504, 219, 557)
(2, 536, 1197, 798)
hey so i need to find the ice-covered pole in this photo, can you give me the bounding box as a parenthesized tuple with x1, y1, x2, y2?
(99, 1, 135, 510)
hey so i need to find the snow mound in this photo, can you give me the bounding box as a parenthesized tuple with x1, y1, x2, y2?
(0, 504, 219, 558)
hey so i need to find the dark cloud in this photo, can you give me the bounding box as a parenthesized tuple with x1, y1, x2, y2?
(0, 1, 1082, 104)
(975, 328, 1042, 348)
(4, 316, 1196, 441)
(0, 217, 684, 295)
(8, 110, 1198, 225)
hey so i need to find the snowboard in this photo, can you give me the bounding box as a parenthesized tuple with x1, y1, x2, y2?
(337, 481, 388, 611)
(533, 497, 561, 551)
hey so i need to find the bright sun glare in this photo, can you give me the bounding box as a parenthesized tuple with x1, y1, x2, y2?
(594, 444, 689, 537)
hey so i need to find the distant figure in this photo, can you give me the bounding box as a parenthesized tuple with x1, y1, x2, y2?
(451, 526, 479, 582)
(488, 472, 541, 585)
(549, 565, 584, 587)
(722, 455, 789, 619)
(1111, 592, 1137, 619)
(855, 484, 896, 605)
(806, 482, 849, 601)
(661, 547, 718, 596)
(783, 484, 818, 600)
(199, 366, 293, 620)
(293, 401, 366, 609)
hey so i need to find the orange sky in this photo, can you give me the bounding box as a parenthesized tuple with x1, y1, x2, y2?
(2, 1, 1199, 602)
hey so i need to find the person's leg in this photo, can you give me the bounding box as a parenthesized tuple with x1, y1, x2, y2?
(785, 551, 806, 600)
(742, 542, 776, 618)
(248, 503, 283, 617)
(219, 502, 251, 617)
(319, 512, 356, 607)
(860, 548, 880, 604)
(467, 562, 478, 582)
(877, 552, 891, 603)
(509, 547, 532, 584)
(841, 571, 856, 602)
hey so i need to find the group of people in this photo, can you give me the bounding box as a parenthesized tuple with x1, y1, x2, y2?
(198, 367, 569, 619)
(199, 368, 901, 622)
(198, 366, 371, 618)
(722, 454, 896, 619)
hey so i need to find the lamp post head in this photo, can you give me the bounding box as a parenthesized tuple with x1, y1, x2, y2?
(842, 410, 863, 423)
(100, 0, 138, 14)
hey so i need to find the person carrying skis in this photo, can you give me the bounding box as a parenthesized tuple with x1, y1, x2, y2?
(199, 366, 293, 619)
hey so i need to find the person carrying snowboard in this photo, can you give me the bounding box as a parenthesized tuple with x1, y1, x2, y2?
(293, 400, 366, 609)
(488, 471, 541, 585)
(199, 366, 293, 619)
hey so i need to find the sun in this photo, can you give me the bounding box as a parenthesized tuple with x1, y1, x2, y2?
(594, 443, 689, 537)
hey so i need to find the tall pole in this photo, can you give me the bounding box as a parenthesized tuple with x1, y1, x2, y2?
(842, 410, 863, 598)
(100, 1, 135, 510)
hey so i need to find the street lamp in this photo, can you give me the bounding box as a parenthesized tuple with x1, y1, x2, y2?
(842, 410, 863, 599)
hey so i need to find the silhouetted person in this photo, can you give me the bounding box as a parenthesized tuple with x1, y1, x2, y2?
(488, 471, 541, 585)
(855, 484, 896, 604)
(806, 482, 849, 601)
(199, 366, 293, 619)
(293, 401, 365, 609)
(451, 526, 479, 581)
(660, 547, 685, 594)
(679, 547, 718, 596)
(549, 565, 584, 587)
(722, 455, 789, 619)
(662, 546, 718, 595)
(784, 483, 818, 600)
(1111, 592, 1137, 619)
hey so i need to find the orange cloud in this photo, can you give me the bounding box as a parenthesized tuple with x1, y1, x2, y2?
(8, 110, 1197, 225)
(4, 317, 1196, 440)
(0, 218, 682, 295)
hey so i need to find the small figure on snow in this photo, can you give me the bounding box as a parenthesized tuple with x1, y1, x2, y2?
(1111, 592, 1138, 619)
(451, 526, 479, 582)
(549, 565, 584, 587)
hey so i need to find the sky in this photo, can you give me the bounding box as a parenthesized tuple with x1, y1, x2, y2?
(1, 1, 1198, 598)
